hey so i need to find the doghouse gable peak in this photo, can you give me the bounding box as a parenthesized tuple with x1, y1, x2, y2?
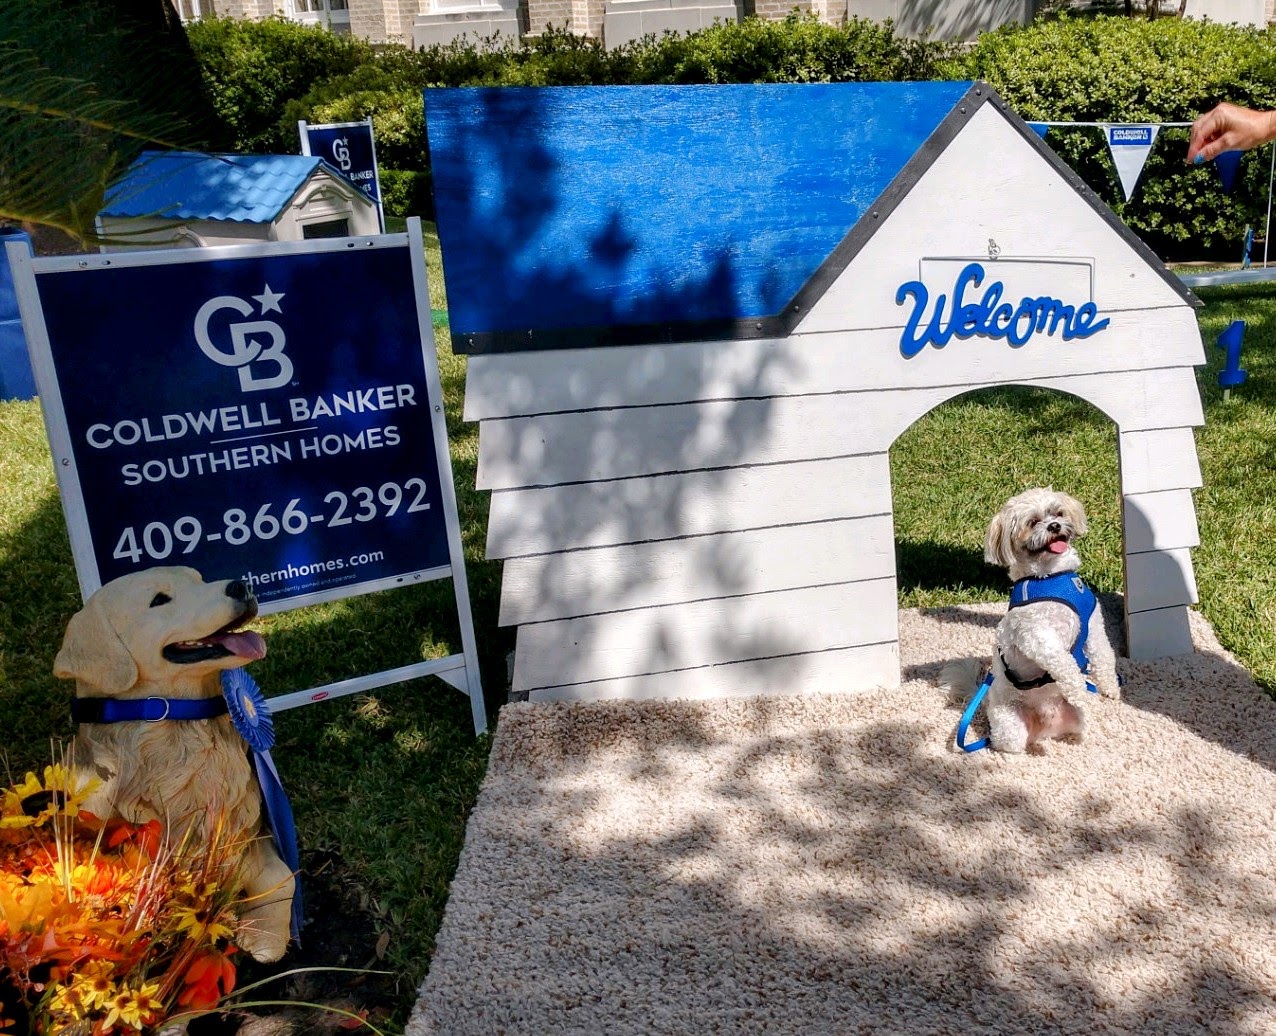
(425, 82, 1206, 703)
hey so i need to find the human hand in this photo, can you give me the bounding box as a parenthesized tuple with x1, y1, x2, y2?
(1187, 102, 1276, 164)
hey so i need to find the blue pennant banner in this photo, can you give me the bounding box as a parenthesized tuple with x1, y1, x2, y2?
(1215, 149, 1244, 194)
(1027, 122, 1050, 140)
(1103, 124, 1159, 201)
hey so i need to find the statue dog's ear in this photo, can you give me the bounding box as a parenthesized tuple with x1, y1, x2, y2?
(54, 597, 138, 695)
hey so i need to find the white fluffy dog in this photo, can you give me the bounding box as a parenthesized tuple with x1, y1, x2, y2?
(944, 488, 1121, 753)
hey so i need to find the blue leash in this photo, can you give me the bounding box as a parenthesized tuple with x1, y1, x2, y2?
(956, 671, 996, 753)
(956, 669, 1100, 753)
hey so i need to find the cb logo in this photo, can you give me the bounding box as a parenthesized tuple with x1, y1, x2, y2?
(332, 137, 351, 172)
(193, 285, 293, 392)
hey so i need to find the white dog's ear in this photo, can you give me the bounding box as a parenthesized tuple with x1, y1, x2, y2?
(984, 510, 1012, 567)
(1062, 495, 1088, 537)
(54, 600, 138, 694)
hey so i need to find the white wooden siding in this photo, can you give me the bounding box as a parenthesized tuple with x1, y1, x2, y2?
(512, 578, 899, 693)
(1123, 490, 1200, 554)
(477, 369, 1202, 491)
(498, 514, 896, 625)
(476, 388, 947, 489)
(485, 453, 893, 558)
(1124, 547, 1199, 614)
(1127, 606, 1195, 660)
(464, 307, 1203, 421)
(526, 641, 901, 703)
(1118, 427, 1204, 494)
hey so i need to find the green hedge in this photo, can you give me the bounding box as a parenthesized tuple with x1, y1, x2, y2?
(379, 168, 433, 219)
(188, 13, 1276, 259)
(946, 15, 1276, 257)
(282, 65, 427, 171)
(624, 14, 955, 84)
(187, 15, 371, 153)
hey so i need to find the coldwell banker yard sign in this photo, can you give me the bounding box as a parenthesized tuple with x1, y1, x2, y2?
(11, 232, 451, 612)
(299, 119, 383, 230)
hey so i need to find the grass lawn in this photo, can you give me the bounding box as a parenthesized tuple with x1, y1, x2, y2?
(2, 226, 1274, 1025)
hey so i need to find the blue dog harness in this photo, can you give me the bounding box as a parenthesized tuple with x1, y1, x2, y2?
(956, 572, 1099, 753)
(1007, 572, 1095, 676)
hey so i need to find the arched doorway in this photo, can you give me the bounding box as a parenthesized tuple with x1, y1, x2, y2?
(890, 383, 1122, 616)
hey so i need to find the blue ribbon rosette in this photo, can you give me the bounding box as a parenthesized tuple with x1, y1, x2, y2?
(221, 668, 303, 941)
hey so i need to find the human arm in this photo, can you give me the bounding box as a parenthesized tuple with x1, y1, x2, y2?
(1187, 102, 1276, 164)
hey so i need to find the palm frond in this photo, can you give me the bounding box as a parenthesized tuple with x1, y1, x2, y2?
(0, 0, 226, 246)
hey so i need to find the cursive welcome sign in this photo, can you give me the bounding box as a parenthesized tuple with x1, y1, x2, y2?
(895, 261, 1109, 358)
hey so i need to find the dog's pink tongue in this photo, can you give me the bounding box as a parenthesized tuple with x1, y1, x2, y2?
(1047, 540, 1070, 554)
(214, 630, 266, 660)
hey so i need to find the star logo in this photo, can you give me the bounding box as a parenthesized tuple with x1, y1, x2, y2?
(253, 284, 285, 315)
(194, 288, 293, 392)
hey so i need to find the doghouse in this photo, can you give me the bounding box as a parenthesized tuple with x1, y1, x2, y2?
(96, 151, 380, 251)
(424, 82, 1206, 703)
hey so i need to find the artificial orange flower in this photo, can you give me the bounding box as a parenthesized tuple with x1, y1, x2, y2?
(177, 946, 237, 1010)
(105, 818, 163, 859)
(0, 764, 279, 1034)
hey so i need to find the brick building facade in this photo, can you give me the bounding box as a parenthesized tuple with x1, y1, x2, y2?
(180, 0, 1273, 52)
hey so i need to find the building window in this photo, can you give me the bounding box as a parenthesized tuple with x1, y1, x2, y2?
(175, 0, 216, 21)
(302, 218, 350, 240)
(287, 0, 352, 33)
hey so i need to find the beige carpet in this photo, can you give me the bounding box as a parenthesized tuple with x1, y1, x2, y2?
(408, 603, 1276, 1035)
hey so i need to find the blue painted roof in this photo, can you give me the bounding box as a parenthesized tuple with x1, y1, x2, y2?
(425, 82, 975, 352)
(100, 151, 336, 223)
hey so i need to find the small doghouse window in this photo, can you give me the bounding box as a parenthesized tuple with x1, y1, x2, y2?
(302, 218, 349, 240)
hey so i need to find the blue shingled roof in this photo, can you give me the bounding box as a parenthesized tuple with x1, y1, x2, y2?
(100, 151, 338, 223)
(425, 82, 976, 352)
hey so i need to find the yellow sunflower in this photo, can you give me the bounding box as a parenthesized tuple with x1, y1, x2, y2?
(65, 958, 120, 1012)
(171, 899, 236, 944)
(99, 980, 162, 1032)
(0, 765, 94, 829)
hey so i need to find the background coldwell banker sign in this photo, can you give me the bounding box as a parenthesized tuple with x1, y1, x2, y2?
(20, 236, 448, 611)
(300, 120, 381, 206)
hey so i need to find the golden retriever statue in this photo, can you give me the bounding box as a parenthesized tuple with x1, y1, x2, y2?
(55, 566, 295, 963)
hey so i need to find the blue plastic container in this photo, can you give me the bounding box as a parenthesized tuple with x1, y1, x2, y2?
(0, 227, 36, 401)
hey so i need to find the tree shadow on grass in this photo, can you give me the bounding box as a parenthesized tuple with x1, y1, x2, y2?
(0, 475, 82, 773)
(895, 538, 1005, 599)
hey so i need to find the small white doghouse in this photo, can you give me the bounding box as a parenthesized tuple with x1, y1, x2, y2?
(96, 151, 381, 250)
(425, 82, 1206, 703)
